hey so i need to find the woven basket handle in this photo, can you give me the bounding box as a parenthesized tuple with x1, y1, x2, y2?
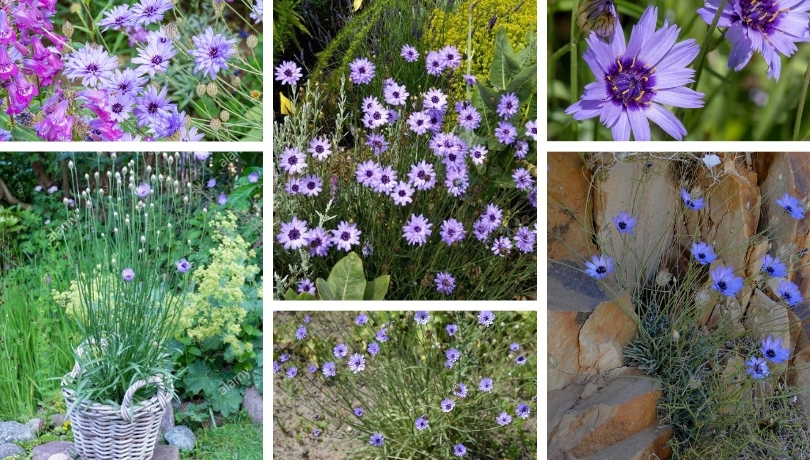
(120, 374, 171, 423)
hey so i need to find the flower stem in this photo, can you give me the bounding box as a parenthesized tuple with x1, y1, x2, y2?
(570, 0, 580, 139)
(692, 0, 729, 91)
(794, 56, 810, 141)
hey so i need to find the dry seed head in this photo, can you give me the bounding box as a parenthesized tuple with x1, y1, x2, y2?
(62, 20, 74, 38)
(196, 83, 206, 97)
(246, 35, 258, 49)
(165, 23, 179, 40)
(655, 268, 672, 287)
(219, 110, 230, 122)
(206, 82, 218, 97)
(210, 117, 222, 131)
(231, 75, 241, 87)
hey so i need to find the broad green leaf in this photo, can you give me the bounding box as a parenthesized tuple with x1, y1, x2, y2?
(508, 64, 537, 101)
(187, 347, 202, 357)
(209, 386, 242, 418)
(284, 288, 298, 300)
(316, 278, 336, 300)
(326, 253, 366, 300)
(295, 293, 317, 300)
(363, 274, 389, 300)
(490, 27, 520, 89)
(184, 361, 216, 396)
(477, 83, 500, 115)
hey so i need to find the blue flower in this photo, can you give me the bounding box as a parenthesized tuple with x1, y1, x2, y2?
(333, 343, 349, 359)
(690, 242, 717, 265)
(415, 416, 429, 431)
(286, 367, 297, 378)
(496, 411, 512, 426)
(368, 342, 380, 356)
(295, 326, 307, 340)
(681, 188, 705, 210)
(761, 254, 787, 278)
(778, 280, 803, 306)
(478, 311, 495, 327)
(322, 362, 336, 377)
(611, 211, 637, 234)
(415, 311, 430, 324)
(710, 265, 744, 297)
(745, 356, 770, 379)
(355, 313, 369, 325)
(446, 348, 461, 363)
(585, 254, 614, 279)
(354, 407, 364, 417)
(761, 335, 790, 364)
(370, 433, 384, 447)
(446, 324, 458, 336)
(453, 443, 467, 456)
(441, 398, 455, 412)
(479, 378, 493, 392)
(516, 403, 531, 419)
(777, 194, 805, 220)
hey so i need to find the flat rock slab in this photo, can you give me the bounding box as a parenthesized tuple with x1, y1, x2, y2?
(32, 442, 178, 460)
(0, 421, 35, 444)
(547, 262, 610, 312)
(0, 443, 25, 459)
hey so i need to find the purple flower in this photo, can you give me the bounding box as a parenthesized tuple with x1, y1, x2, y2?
(297, 279, 315, 296)
(407, 111, 431, 135)
(308, 136, 332, 161)
(250, 0, 263, 23)
(322, 362, 336, 377)
(585, 254, 614, 280)
(516, 354, 527, 365)
(331, 221, 361, 252)
(514, 227, 536, 253)
(423, 88, 448, 111)
(566, 7, 703, 140)
(525, 120, 538, 141)
(478, 311, 495, 327)
(473, 219, 493, 242)
(376, 327, 389, 342)
(690, 242, 717, 265)
(681, 189, 705, 210)
(175, 258, 191, 273)
(746, 356, 770, 379)
(612, 211, 637, 234)
(426, 50, 445, 75)
(494, 121, 517, 145)
(445, 166, 469, 197)
(415, 416, 429, 431)
(132, 40, 176, 77)
(275, 60, 302, 86)
(698, 0, 810, 81)
(482, 203, 503, 231)
(415, 311, 430, 324)
(349, 57, 375, 84)
(762, 254, 787, 277)
(371, 165, 397, 194)
(403, 214, 432, 246)
(286, 367, 298, 378)
(407, 160, 436, 190)
(354, 407, 364, 417)
(401, 44, 419, 62)
(444, 360, 454, 369)
(496, 92, 520, 118)
(135, 183, 151, 198)
(453, 443, 466, 457)
(356, 160, 381, 187)
(492, 236, 513, 257)
(333, 343, 349, 359)
(279, 354, 290, 363)
(496, 411, 512, 426)
(470, 145, 488, 165)
(391, 181, 415, 206)
(122, 268, 135, 282)
(300, 174, 322, 197)
(313, 429, 320, 437)
(134, 85, 175, 128)
(355, 314, 368, 325)
(440, 45, 462, 69)
(453, 383, 467, 398)
(464, 74, 477, 85)
(107, 92, 135, 123)
(440, 398, 455, 412)
(190, 28, 237, 80)
(295, 325, 308, 340)
(368, 342, 380, 355)
(99, 5, 136, 31)
(761, 335, 790, 364)
(457, 105, 482, 130)
(710, 265, 744, 297)
(306, 227, 332, 257)
(280, 147, 307, 174)
(366, 133, 389, 155)
(778, 280, 803, 306)
(131, 0, 173, 24)
(479, 377, 493, 392)
(277, 217, 310, 250)
(384, 81, 409, 106)
(370, 433, 384, 447)
(510, 343, 520, 352)
(512, 168, 534, 191)
(446, 324, 458, 336)
(446, 348, 461, 363)
(516, 403, 531, 419)
(64, 43, 119, 88)
(248, 172, 260, 183)
(217, 194, 228, 205)
(273, 361, 279, 374)
(308, 363, 317, 373)
(440, 219, 466, 246)
(348, 353, 366, 373)
(777, 193, 805, 219)
(104, 69, 147, 97)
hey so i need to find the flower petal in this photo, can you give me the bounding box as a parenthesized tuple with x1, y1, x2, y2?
(656, 40, 700, 71)
(653, 68, 696, 89)
(611, 111, 631, 141)
(639, 23, 680, 67)
(653, 86, 704, 108)
(600, 100, 623, 128)
(646, 103, 687, 140)
(566, 98, 603, 120)
(625, 6, 658, 58)
(627, 108, 650, 141)
(726, 25, 754, 71)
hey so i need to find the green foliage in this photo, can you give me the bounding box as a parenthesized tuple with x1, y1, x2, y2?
(273, 0, 311, 60)
(285, 253, 389, 300)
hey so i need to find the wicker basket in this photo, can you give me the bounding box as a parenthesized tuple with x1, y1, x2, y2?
(62, 361, 172, 460)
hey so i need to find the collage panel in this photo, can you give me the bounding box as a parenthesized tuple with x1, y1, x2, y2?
(273, 310, 538, 459)
(0, 1, 263, 142)
(272, 0, 538, 301)
(0, 153, 263, 459)
(548, 0, 810, 141)
(548, 153, 810, 458)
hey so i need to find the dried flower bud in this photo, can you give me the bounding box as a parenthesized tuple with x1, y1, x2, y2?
(165, 22, 179, 40)
(62, 197, 69, 206)
(219, 110, 230, 122)
(655, 268, 672, 287)
(206, 82, 218, 97)
(141, 235, 146, 244)
(196, 83, 206, 97)
(246, 35, 258, 49)
(210, 117, 222, 131)
(62, 20, 75, 38)
(231, 75, 241, 87)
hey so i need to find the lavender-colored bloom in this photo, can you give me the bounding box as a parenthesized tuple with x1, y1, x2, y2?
(217, 194, 228, 205)
(762, 254, 787, 277)
(415, 416, 429, 431)
(496, 92, 519, 118)
(440, 219, 466, 246)
(348, 353, 366, 373)
(308, 363, 317, 373)
(525, 120, 538, 141)
(300, 174, 322, 197)
(479, 377, 493, 392)
(99, 5, 136, 31)
(403, 214, 433, 246)
(356, 160, 381, 187)
(362, 241, 373, 258)
(190, 28, 237, 80)
(370, 433, 384, 447)
(482, 203, 503, 231)
(496, 412, 512, 426)
(407, 111, 431, 135)
(134, 85, 175, 128)
(308, 136, 332, 161)
(566, 7, 704, 140)
(440, 398, 455, 412)
(333, 343, 349, 359)
(248, 172, 260, 183)
(275, 60, 302, 86)
(528, 186, 537, 208)
(384, 81, 409, 106)
(494, 121, 517, 145)
(306, 227, 332, 257)
(761, 335, 790, 364)
(331, 221, 361, 252)
(132, 40, 175, 77)
(446, 324, 458, 336)
(445, 166, 469, 197)
(295, 325, 308, 340)
(681, 189, 705, 210)
(698, 0, 810, 81)
(510, 343, 520, 352)
(286, 367, 297, 378)
(313, 429, 321, 437)
(297, 279, 315, 296)
(464, 74, 477, 85)
(401, 44, 419, 62)
(516, 354, 527, 365)
(415, 311, 430, 324)
(512, 168, 534, 191)
(279, 354, 290, 363)
(122, 268, 135, 282)
(64, 43, 119, 88)
(446, 348, 461, 363)
(280, 147, 307, 175)
(131, 0, 173, 24)
(135, 183, 151, 198)
(175, 258, 191, 273)
(322, 362, 336, 377)
(356, 314, 369, 325)
(478, 311, 495, 327)
(710, 265, 744, 297)
(273, 361, 279, 374)
(376, 328, 389, 342)
(778, 280, 803, 306)
(440, 45, 462, 69)
(514, 226, 536, 253)
(473, 219, 493, 242)
(457, 105, 482, 130)
(746, 356, 770, 379)
(349, 57, 375, 84)
(368, 342, 380, 355)
(444, 360, 454, 369)
(691, 242, 717, 265)
(453, 443, 467, 457)
(492, 236, 513, 257)
(277, 217, 310, 250)
(425, 50, 445, 75)
(516, 403, 531, 419)
(585, 254, 615, 280)
(470, 145, 488, 165)
(454, 383, 467, 398)
(366, 133, 389, 155)
(371, 165, 397, 194)
(391, 181, 414, 206)
(407, 160, 436, 190)
(423, 88, 448, 111)
(513, 140, 529, 159)
(777, 193, 805, 219)
(611, 211, 637, 234)
(104, 69, 147, 97)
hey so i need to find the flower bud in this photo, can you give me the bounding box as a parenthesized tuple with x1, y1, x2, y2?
(63, 197, 69, 206)
(246, 35, 258, 49)
(68, 160, 74, 170)
(219, 110, 230, 122)
(196, 83, 206, 97)
(210, 118, 222, 131)
(165, 23, 179, 40)
(141, 235, 146, 244)
(62, 20, 74, 38)
(206, 82, 218, 97)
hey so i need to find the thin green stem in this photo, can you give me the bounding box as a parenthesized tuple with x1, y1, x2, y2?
(692, 0, 729, 92)
(570, 0, 580, 139)
(794, 55, 810, 141)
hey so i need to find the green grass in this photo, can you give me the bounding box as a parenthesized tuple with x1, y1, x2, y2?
(182, 413, 263, 460)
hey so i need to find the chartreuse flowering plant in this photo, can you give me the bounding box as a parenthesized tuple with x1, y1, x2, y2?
(56, 153, 201, 410)
(273, 311, 537, 459)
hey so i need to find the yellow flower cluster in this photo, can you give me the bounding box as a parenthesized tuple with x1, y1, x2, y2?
(428, 0, 536, 85)
(53, 267, 116, 321)
(177, 211, 261, 357)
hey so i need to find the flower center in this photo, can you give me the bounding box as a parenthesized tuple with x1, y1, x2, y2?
(698, 253, 706, 259)
(86, 63, 99, 74)
(767, 349, 776, 358)
(307, 182, 315, 190)
(398, 190, 406, 197)
(414, 226, 421, 233)
(718, 281, 727, 290)
(786, 205, 793, 212)
(341, 231, 350, 241)
(315, 145, 324, 153)
(151, 55, 163, 65)
(417, 171, 425, 179)
(606, 57, 656, 109)
(596, 266, 606, 274)
(740, 0, 781, 33)
(112, 103, 123, 113)
(619, 222, 626, 229)
(209, 47, 219, 58)
(767, 266, 774, 274)
(147, 102, 158, 113)
(288, 229, 300, 240)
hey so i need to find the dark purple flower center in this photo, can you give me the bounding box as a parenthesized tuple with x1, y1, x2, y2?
(341, 231, 350, 241)
(698, 253, 706, 259)
(414, 226, 421, 232)
(398, 190, 406, 197)
(115, 16, 126, 25)
(373, 111, 382, 120)
(618, 222, 626, 229)
(288, 229, 301, 240)
(287, 156, 298, 166)
(596, 266, 607, 274)
(151, 55, 163, 65)
(315, 145, 324, 153)
(311, 237, 321, 247)
(740, 0, 781, 33)
(284, 69, 292, 77)
(112, 103, 123, 113)
(147, 102, 158, 113)
(786, 205, 793, 212)
(718, 281, 727, 291)
(86, 63, 99, 73)
(380, 174, 390, 183)
(365, 170, 374, 178)
(606, 57, 656, 109)
(143, 6, 156, 15)
(118, 83, 130, 92)
(431, 96, 439, 103)
(784, 291, 793, 300)
(766, 266, 774, 274)
(766, 349, 776, 358)
(307, 182, 316, 190)
(417, 171, 425, 179)
(209, 47, 220, 58)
